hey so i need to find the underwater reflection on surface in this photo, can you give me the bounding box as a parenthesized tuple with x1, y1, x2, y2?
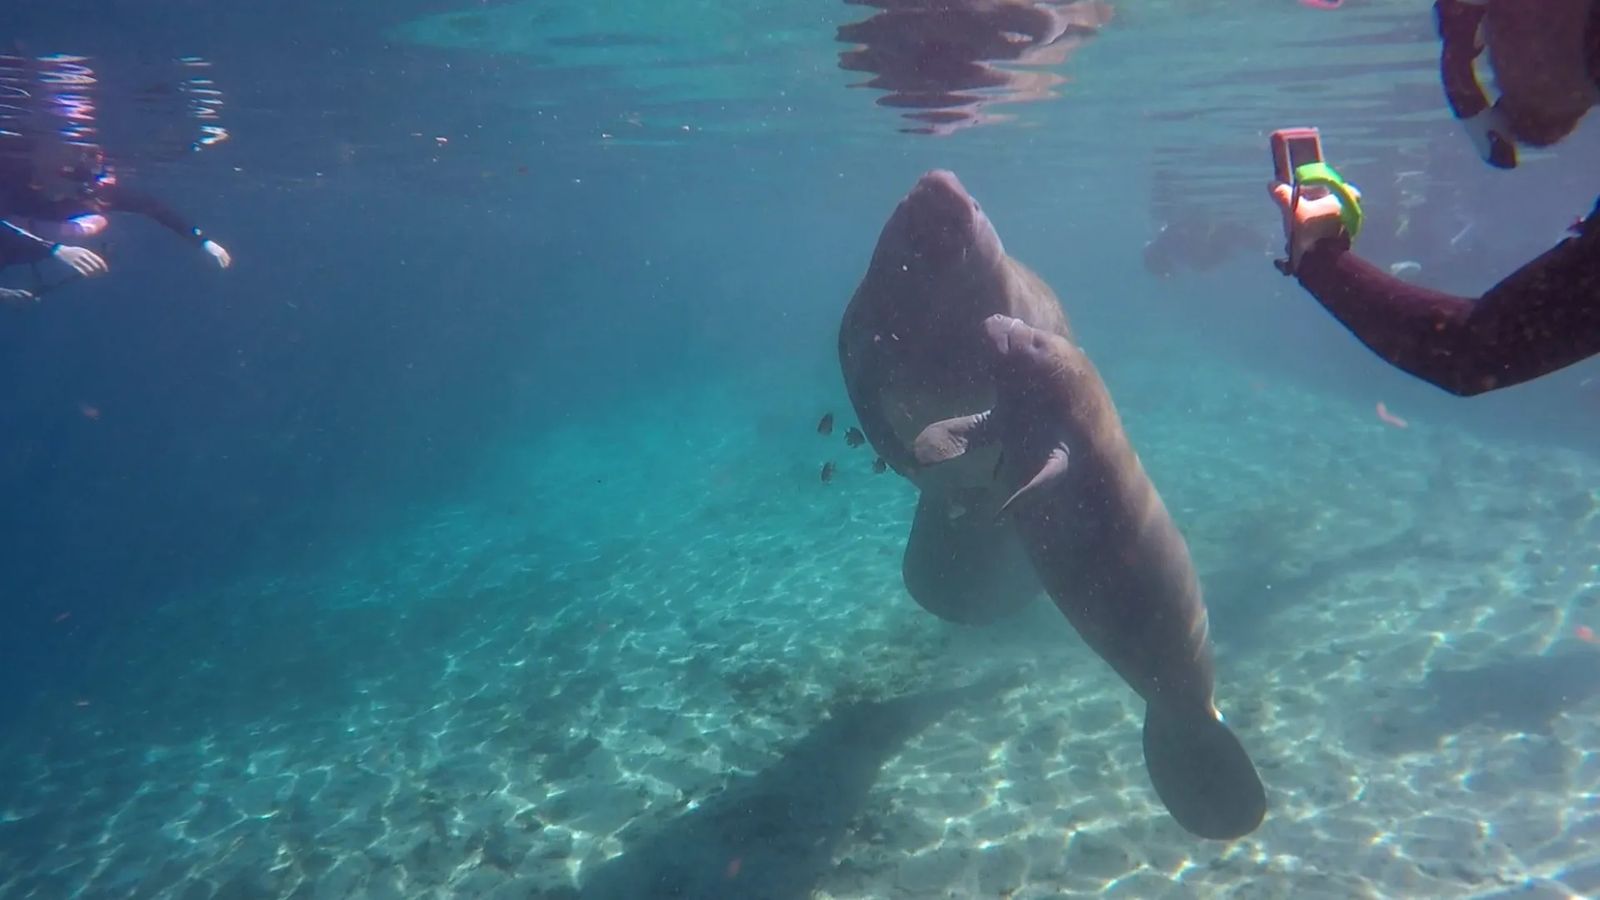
(836, 0, 1113, 134)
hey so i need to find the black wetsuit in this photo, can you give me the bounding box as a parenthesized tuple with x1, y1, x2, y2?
(0, 155, 209, 271)
(0, 219, 53, 270)
(1292, 12, 1600, 396)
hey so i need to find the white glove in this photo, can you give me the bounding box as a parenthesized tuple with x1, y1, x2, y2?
(52, 244, 109, 277)
(201, 239, 232, 269)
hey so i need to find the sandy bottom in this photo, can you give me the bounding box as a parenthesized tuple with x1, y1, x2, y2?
(3, 352, 1599, 900)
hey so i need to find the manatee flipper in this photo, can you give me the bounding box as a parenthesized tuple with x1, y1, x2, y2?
(998, 443, 1069, 516)
(913, 411, 996, 466)
(1141, 704, 1266, 840)
(902, 491, 1041, 624)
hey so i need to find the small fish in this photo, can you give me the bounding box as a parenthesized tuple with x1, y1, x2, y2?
(871, 457, 887, 474)
(1577, 624, 1598, 644)
(817, 413, 834, 436)
(820, 461, 836, 483)
(844, 427, 865, 448)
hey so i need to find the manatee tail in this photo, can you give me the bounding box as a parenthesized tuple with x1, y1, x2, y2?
(1142, 704, 1266, 840)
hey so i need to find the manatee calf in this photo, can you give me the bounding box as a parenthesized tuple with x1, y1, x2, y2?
(839, 169, 1071, 624)
(915, 314, 1266, 840)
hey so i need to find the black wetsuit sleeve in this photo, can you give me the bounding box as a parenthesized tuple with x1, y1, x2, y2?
(1293, 199, 1600, 396)
(0, 219, 56, 267)
(98, 185, 207, 246)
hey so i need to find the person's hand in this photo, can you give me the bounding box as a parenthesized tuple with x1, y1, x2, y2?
(201, 239, 232, 269)
(51, 244, 109, 277)
(1269, 181, 1356, 272)
(62, 214, 107, 238)
(0, 286, 37, 305)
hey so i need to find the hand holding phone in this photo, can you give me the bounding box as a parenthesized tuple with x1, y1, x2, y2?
(1267, 126, 1348, 273)
(1269, 181, 1350, 274)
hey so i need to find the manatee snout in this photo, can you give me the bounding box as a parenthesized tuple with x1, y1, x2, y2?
(895, 170, 1000, 263)
(982, 314, 1023, 355)
(906, 170, 982, 223)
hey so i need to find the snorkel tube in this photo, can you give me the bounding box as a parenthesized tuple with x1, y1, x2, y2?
(1435, 0, 1518, 168)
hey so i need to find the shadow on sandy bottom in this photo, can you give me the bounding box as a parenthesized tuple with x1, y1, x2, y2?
(571, 671, 1021, 900)
(1368, 650, 1600, 754)
(1203, 524, 1429, 652)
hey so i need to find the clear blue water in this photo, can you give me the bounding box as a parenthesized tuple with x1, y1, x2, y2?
(3, 1, 1600, 897)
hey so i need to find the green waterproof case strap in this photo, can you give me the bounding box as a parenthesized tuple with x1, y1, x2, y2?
(1294, 161, 1363, 240)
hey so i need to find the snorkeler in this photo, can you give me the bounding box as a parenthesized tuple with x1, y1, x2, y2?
(0, 142, 231, 292)
(1269, 0, 1599, 397)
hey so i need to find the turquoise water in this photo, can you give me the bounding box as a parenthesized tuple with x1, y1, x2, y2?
(3, 1, 1600, 897)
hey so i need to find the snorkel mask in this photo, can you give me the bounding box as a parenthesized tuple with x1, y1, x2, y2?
(61, 151, 114, 196)
(31, 143, 114, 202)
(1435, 0, 1518, 169)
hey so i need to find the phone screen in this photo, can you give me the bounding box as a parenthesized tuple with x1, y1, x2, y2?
(1286, 136, 1321, 171)
(1271, 128, 1323, 184)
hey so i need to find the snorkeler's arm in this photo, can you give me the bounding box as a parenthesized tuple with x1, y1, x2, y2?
(97, 185, 208, 246)
(1294, 203, 1600, 396)
(99, 184, 231, 267)
(0, 219, 59, 266)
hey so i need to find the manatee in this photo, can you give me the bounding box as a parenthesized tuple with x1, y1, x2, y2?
(914, 314, 1266, 840)
(838, 170, 1070, 624)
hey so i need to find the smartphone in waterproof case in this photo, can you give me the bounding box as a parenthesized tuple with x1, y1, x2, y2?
(1270, 127, 1323, 185)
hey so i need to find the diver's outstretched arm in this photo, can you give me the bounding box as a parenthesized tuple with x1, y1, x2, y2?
(1291, 198, 1600, 396)
(99, 185, 231, 268)
(98, 185, 203, 243)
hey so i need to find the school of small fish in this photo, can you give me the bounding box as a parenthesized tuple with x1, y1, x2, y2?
(815, 411, 883, 483)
